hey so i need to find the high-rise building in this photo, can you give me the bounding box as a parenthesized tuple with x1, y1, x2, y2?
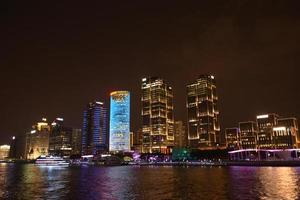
(174, 121, 187, 148)
(187, 75, 220, 149)
(49, 118, 73, 156)
(25, 118, 50, 159)
(109, 91, 130, 152)
(141, 77, 174, 154)
(71, 129, 82, 155)
(82, 101, 108, 155)
(239, 121, 258, 149)
(225, 128, 240, 150)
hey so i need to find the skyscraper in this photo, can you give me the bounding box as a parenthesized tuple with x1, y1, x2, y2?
(109, 91, 130, 152)
(82, 101, 108, 155)
(26, 118, 50, 159)
(141, 77, 174, 154)
(49, 118, 73, 156)
(187, 75, 220, 149)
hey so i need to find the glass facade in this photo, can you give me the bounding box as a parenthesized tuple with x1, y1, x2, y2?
(109, 91, 130, 152)
(49, 118, 73, 156)
(82, 101, 108, 155)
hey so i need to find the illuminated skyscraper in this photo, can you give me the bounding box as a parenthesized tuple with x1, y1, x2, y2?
(82, 101, 108, 155)
(109, 91, 130, 152)
(26, 118, 50, 159)
(49, 118, 73, 156)
(187, 75, 220, 149)
(141, 77, 174, 154)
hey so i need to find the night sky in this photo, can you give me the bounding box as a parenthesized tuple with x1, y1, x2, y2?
(1, 1, 300, 143)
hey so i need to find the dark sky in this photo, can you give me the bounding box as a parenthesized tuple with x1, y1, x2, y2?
(1, 1, 300, 144)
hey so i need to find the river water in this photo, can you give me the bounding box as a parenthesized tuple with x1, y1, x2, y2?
(1, 163, 300, 199)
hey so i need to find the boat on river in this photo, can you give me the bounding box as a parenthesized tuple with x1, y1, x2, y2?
(35, 156, 69, 167)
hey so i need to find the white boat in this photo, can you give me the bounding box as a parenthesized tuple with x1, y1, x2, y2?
(35, 156, 69, 166)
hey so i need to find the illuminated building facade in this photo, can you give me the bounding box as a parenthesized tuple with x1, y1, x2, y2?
(225, 128, 240, 150)
(25, 118, 50, 159)
(82, 101, 108, 155)
(278, 118, 299, 146)
(187, 75, 220, 149)
(174, 121, 187, 148)
(0, 145, 10, 160)
(141, 77, 174, 154)
(227, 114, 299, 151)
(239, 121, 258, 149)
(257, 114, 279, 148)
(49, 118, 73, 156)
(109, 91, 130, 152)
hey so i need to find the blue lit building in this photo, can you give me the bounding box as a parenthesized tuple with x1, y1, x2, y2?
(82, 101, 108, 155)
(109, 91, 130, 152)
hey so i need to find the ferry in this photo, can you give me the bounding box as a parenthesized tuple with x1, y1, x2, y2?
(35, 156, 69, 167)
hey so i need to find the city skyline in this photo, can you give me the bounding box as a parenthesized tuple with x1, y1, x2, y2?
(1, 1, 300, 143)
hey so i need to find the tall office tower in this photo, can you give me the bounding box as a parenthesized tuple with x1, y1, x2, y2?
(109, 91, 130, 152)
(187, 75, 220, 149)
(239, 121, 258, 149)
(141, 77, 174, 154)
(225, 128, 240, 150)
(82, 101, 108, 155)
(26, 118, 50, 159)
(174, 121, 187, 148)
(256, 113, 279, 148)
(71, 129, 82, 155)
(49, 118, 73, 156)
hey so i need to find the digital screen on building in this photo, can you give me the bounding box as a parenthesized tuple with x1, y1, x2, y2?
(109, 91, 130, 152)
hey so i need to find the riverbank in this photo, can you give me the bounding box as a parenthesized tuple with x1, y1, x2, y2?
(137, 160, 300, 167)
(3, 160, 300, 167)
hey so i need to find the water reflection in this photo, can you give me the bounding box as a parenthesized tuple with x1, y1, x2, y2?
(229, 166, 300, 200)
(0, 164, 71, 199)
(1, 164, 300, 199)
(257, 167, 299, 200)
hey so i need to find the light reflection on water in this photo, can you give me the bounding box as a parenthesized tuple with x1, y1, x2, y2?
(1, 164, 300, 199)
